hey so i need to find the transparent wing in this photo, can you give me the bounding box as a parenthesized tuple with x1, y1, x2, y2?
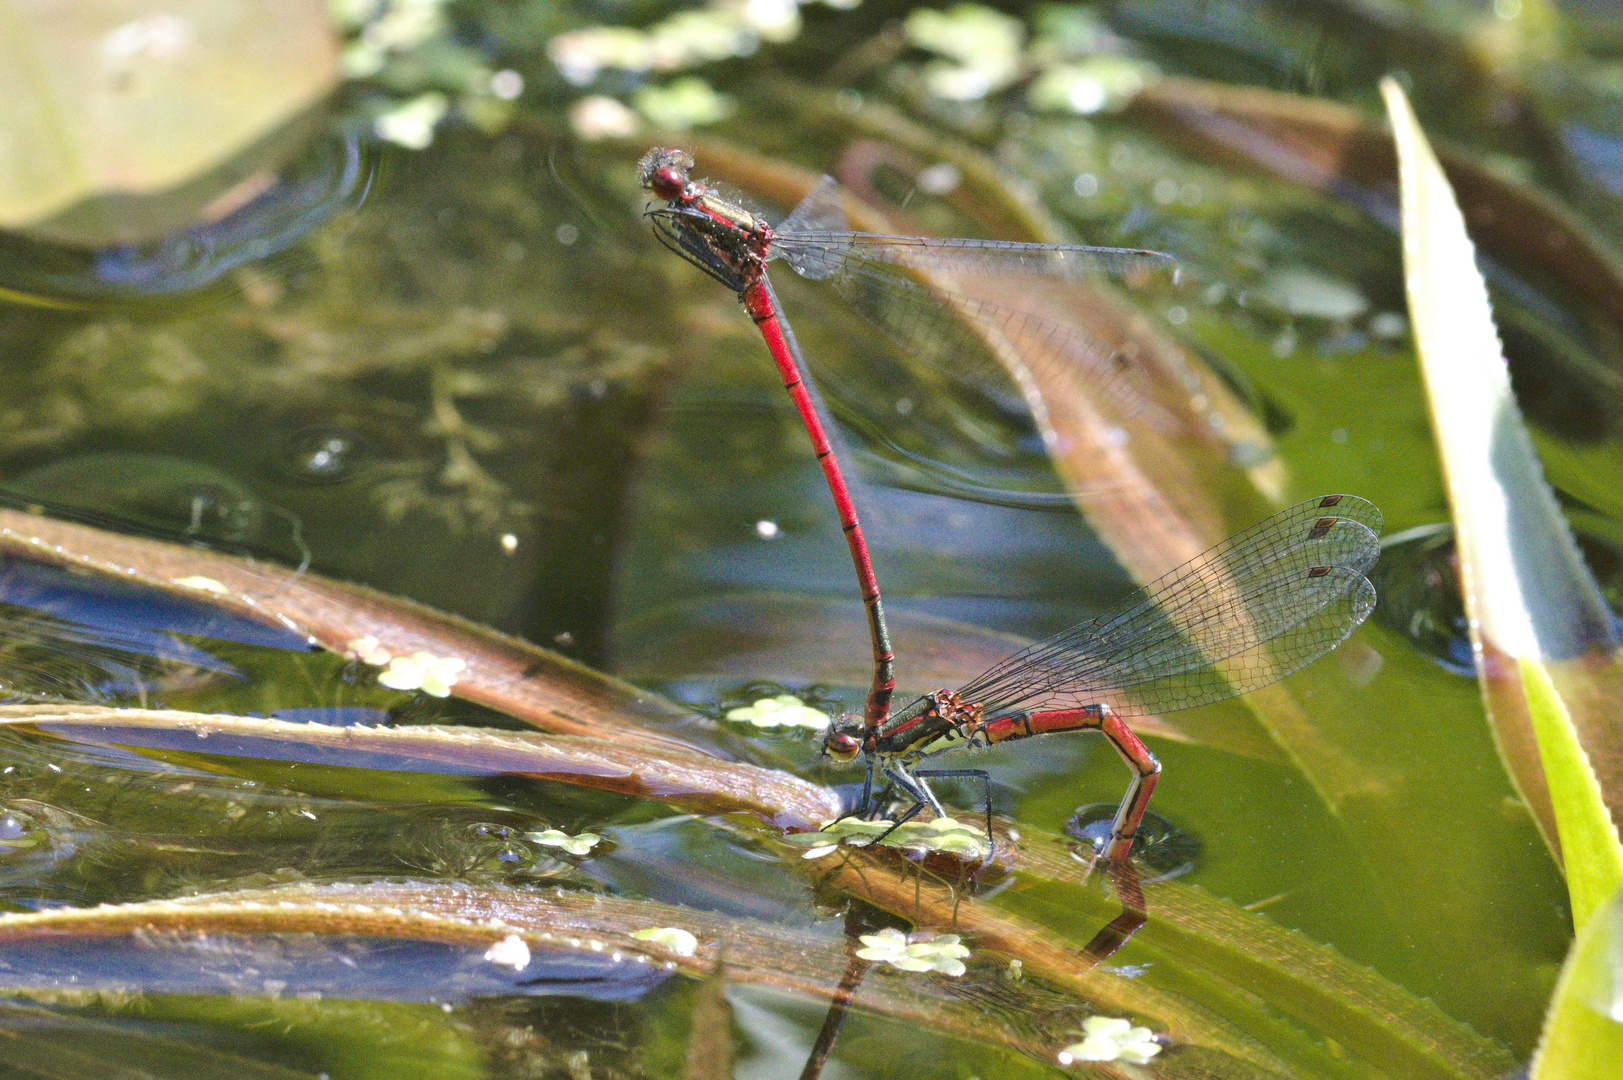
(778, 230, 1176, 283)
(828, 258, 1159, 418)
(773, 178, 1175, 283)
(770, 177, 1178, 418)
(959, 495, 1383, 717)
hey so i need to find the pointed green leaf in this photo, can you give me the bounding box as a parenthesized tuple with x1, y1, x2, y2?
(1382, 76, 1623, 925)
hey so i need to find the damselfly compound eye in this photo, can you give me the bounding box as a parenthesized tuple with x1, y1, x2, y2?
(825, 731, 862, 762)
(648, 166, 685, 200)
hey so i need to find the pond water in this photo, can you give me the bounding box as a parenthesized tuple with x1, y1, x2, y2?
(3, 2, 1621, 1078)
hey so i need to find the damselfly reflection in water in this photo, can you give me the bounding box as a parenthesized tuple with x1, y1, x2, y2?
(640, 147, 1179, 734)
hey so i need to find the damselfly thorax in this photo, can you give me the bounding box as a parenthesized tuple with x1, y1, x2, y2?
(868, 689, 982, 764)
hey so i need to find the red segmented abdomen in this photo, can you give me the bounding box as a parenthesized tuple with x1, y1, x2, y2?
(978, 714, 1033, 745)
(982, 706, 1107, 744)
(742, 283, 774, 321)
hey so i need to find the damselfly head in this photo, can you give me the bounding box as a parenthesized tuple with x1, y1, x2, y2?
(638, 147, 694, 201)
(821, 715, 866, 763)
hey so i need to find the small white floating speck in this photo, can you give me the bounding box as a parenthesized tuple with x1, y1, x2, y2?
(172, 576, 229, 594)
(484, 934, 531, 971)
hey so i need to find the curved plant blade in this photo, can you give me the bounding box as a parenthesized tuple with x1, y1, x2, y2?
(0, 705, 841, 830)
(1383, 75, 1623, 925)
(0, 999, 329, 1080)
(1531, 881, 1623, 1079)
(0, 872, 1517, 1080)
(0, 880, 1275, 1078)
(681, 956, 735, 1080)
(0, 508, 713, 756)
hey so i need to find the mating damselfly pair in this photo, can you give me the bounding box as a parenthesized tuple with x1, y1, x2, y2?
(641, 148, 1380, 860)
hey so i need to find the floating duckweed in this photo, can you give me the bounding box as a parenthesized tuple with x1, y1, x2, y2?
(631, 77, 735, 130)
(569, 95, 641, 140)
(783, 816, 990, 860)
(548, 25, 654, 83)
(631, 926, 698, 957)
(904, 816, 992, 855)
(547, 2, 795, 86)
(1028, 57, 1156, 115)
(724, 694, 831, 730)
(483, 934, 531, 971)
(1057, 1017, 1163, 1065)
(374, 92, 450, 150)
(854, 928, 969, 976)
(376, 651, 467, 697)
(905, 4, 1026, 101)
(524, 829, 602, 856)
(346, 636, 394, 666)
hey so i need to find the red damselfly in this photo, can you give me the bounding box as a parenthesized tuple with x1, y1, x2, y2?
(822, 495, 1381, 861)
(639, 148, 1178, 732)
